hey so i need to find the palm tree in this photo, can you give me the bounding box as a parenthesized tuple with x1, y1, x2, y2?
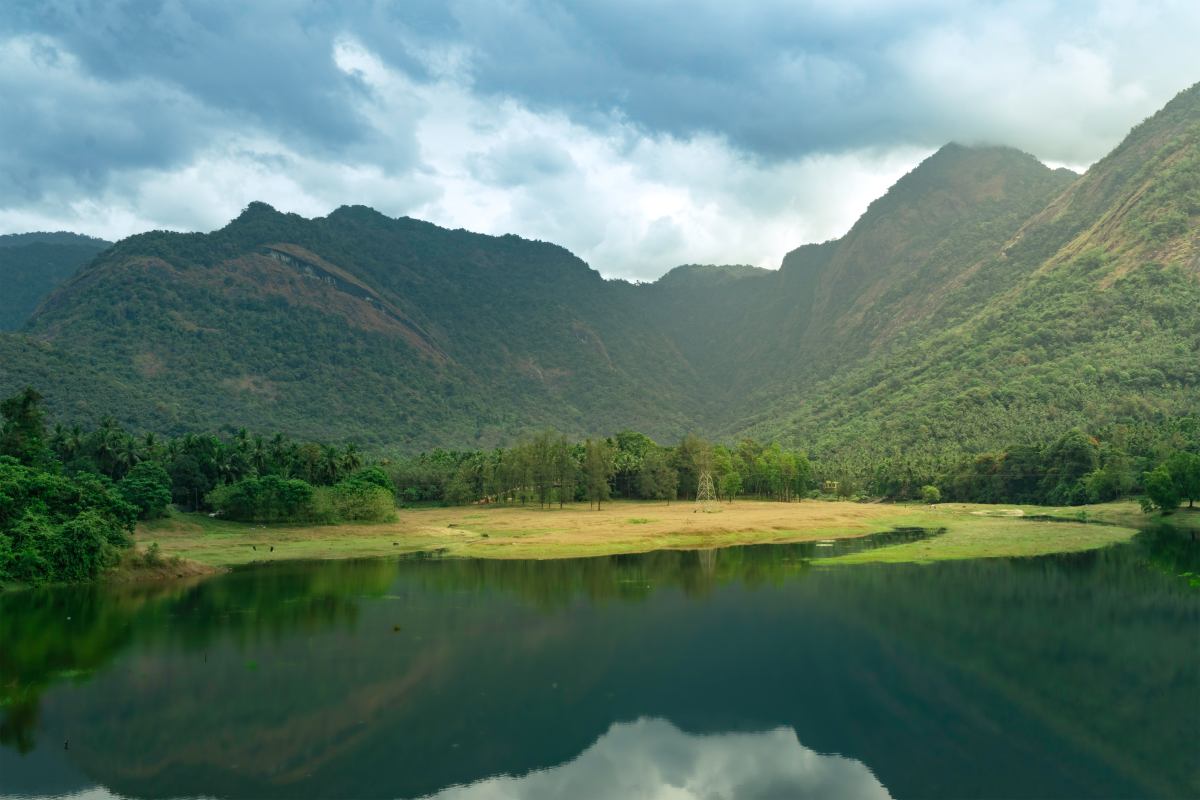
(67, 425, 84, 462)
(49, 423, 68, 460)
(340, 443, 363, 474)
(269, 433, 289, 472)
(92, 417, 123, 478)
(115, 434, 141, 480)
(142, 432, 160, 461)
(250, 434, 269, 474)
(320, 445, 341, 485)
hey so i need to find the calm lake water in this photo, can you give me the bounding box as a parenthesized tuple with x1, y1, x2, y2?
(2, 527, 1197, 800)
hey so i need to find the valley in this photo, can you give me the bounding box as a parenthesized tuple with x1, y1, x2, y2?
(3, 10, 1199, 799)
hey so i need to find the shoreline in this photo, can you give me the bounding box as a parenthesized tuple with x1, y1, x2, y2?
(122, 499, 1155, 577)
(6, 499, 1188, 591)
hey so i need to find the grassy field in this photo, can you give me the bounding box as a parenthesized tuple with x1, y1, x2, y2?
(824, 504, 1133, 565)
(133, 499, 1151, 571)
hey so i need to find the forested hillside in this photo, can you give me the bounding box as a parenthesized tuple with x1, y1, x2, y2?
(3, 206, 705, 448)
(0, 83, 1197, 462)
(740, 82, 1200, 470)
(0, 232, 110, 329)
(641, 143, 1078, 411)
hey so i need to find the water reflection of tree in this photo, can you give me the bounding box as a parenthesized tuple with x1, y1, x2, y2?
(0, 560, 396, 753)
(1134, 524, 1200, 585)
(401, 543, 820, 608)
(7, 527, 1196, 797)
(0, 544, 817, 765)
(823, 537, 1200, 798)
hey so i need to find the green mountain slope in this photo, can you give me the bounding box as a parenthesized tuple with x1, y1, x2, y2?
(3, 206, 703, 448)
(642, 144, 1077, 417)
(742, 83, 1200, 462)
(0, 84, 1196, 458)
(0, 232, 111, 329)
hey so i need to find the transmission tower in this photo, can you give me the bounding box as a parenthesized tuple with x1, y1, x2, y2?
(696, 470, 717, 506)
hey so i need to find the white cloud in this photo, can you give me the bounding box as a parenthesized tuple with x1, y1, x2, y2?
(0, 32, 927, 280)
(421, 718, 892, 800)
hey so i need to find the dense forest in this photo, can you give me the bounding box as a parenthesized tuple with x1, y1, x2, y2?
(3, 387, 1197, 585)
(0, 85, 1196, 461)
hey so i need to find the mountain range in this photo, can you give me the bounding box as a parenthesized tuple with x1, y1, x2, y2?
(1, 83, 1197, 460)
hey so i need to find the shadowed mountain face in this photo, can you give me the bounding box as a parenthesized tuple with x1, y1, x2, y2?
(0, 232, 110, 330)
(0, 84, 1197, 454)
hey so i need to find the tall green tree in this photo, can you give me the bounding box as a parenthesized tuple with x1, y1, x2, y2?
(637, 448, 678, 504)
(0, 387, 50, 466)
(119, 462, 172, 520)
(1165, 452, 1200, 508)
(1141, 464, 1181, 514)
(1040, 430, 1100, 505)
(583, 439, 615, 510)
(552, 435, 577, 508)
(672, 434, 711, 500)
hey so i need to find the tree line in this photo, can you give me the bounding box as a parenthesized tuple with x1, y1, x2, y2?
(0, 388, 395, 584)
(4, 384, 1197, 585)
(389, 431, 814, 508)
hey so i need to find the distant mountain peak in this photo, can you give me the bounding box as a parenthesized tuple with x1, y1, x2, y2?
(240, 200, 282, 216)
(654, 263, 770, 289)
(0, 231, 112, 249)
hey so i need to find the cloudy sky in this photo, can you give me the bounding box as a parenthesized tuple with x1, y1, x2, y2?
(2, 1, 1198, 280)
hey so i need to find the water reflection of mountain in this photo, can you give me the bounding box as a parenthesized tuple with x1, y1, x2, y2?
(0, 560, 398, 754)
(1, 529, 1196, 799)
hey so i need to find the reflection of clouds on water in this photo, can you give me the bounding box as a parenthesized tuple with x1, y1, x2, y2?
(420, 718, 891, 800)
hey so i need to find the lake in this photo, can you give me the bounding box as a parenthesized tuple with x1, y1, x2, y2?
(2, 527, 1197, 799)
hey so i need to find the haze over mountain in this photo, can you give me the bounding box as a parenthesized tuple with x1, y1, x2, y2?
(1, 83, 1197, 459)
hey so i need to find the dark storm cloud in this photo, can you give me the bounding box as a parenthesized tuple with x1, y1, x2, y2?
(375, 0, 1198, 161)
(4, 0, 1197, 196)
(7, 1, 375, 149)
(1, 0, 1197, 275)
(0, 0, 421, 202)
(414, 1, 912, 158)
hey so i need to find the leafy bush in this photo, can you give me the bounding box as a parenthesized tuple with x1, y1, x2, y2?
(919, 485, 941, 504)
(206, 473, 394, 523)
(207, 475, 316, 523)
(1141, 465, 1180, 514)
(119, 462, 172, 519)
(0, 457, 135, 584)
(348, 466, 394, 494)
(329, 478, 395, 522)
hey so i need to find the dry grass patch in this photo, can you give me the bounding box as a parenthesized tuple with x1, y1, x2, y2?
(138, 500, 911, 567)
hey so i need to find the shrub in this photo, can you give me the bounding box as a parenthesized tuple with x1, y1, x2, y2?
(919, 485, 942, 504)
(206, 473, 393, 524)
(1141, 464, 1181, 514)
(349, 466, 394, 494)
(207, 475, 316, 523)
(330, 478, 395, 522)
(0, 457, 135, 584)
